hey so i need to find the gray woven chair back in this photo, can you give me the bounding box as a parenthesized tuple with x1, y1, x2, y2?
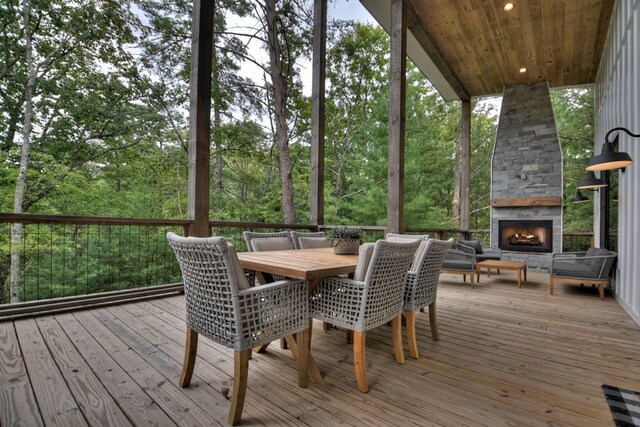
(359, 239, 420, 330)
(556, 250, 617, 280)
(168, 232, 309, 353)
(167, 233, 244, 349)
(242, 231, 293, 252)
(290, 231, 327, 249)
(404, 238, 453, 311)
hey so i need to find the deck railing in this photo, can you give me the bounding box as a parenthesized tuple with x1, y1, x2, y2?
(0, 213, 605, 317)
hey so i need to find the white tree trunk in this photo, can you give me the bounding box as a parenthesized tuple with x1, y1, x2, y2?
(10, 0, 35, 303)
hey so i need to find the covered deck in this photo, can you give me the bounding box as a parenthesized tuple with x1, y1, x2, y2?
(3, 271, 638, 426)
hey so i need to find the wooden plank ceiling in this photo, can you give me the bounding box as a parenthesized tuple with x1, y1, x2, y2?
(407, 0, 615, 98)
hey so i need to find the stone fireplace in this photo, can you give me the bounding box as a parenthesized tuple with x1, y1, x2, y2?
(490, 82, 563, 271)
(498, 220, 553, 253)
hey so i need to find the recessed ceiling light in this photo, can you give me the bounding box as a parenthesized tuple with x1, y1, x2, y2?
(504, 3, 515, 11)
(519, 67, 527, 73)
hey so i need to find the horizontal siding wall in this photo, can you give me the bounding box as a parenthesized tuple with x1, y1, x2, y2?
(595, 0, 640, 325)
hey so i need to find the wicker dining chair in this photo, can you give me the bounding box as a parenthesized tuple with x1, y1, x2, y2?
(290, 231, 328, 249)
(167, 233, 309, 425)
(242, 230, 297, 350)
(403, 238, 453, 358)
(310, 239, 419, 393)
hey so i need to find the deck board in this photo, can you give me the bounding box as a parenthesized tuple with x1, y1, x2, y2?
(2, 271, 639, 426)
(34, 316, 132, 426)
(55, 312, 177, 426)
(0, 320, 43, 427)
(14, 318, 87, 426)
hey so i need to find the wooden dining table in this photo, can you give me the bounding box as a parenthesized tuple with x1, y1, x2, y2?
(237, 247, 359, 383)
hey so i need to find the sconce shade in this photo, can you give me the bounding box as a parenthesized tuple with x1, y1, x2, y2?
(577, 171, 607, 189)
(586, 132, 635, 171)
(571, 190, 589, 204)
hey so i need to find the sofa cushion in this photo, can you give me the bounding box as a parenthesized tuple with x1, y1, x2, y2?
(228, 244, 251, 289)
(585, 247, 612, 257)
(251, 237, 294, 252)
(477, 253, 501, 262)
(442, 259, 474, 271)
(459, 240, 483, 254)
(552, 261, 597, 278)
(354, 243, 375, 281)
(299, 237, 331, 249)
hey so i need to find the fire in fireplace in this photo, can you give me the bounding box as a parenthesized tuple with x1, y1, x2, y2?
(498, 220, 553, 253)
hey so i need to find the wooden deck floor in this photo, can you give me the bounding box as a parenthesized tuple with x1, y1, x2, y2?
(2, 271, 639, 426)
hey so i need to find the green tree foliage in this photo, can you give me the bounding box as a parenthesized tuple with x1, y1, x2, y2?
(0, 8, 598, 303)
(552, 87, 595, 232)
(468, 99, 499, 230)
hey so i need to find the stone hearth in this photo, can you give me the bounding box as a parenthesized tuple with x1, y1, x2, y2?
(490, 82, 563, 272)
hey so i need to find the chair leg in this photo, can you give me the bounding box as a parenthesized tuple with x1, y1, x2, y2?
(295, 328, 309, 388)
(280, 337, 288, 349)
(406, 310, 419, 359)
(180, 326, 198, 387)
(391, 314, 405, 365)
(549, 277, 554, 295)
(228, 349, 251, 425)
(470, 272, 475, 289)
(353, 331, 368, 393)
(429, 301, 439, 341)
(253, 344, 269, 353)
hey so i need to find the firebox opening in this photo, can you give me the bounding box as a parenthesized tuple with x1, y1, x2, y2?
(498, 220, 553, 253)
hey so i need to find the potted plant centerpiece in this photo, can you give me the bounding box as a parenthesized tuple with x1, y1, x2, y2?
(330, 226, 362, 255)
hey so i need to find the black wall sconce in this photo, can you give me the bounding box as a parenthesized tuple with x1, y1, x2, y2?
(571, 190, 590, 204)
(586, 127, 639, 171)
(577, 171, 607, 190)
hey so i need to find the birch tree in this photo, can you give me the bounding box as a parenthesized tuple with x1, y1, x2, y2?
(5, 0, 137, 302)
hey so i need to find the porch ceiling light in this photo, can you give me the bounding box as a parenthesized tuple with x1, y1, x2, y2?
(503, 3, 515, 11)
(577, 171, 607, 190)
(571, 190, 589, 204)
(586, 127, 638, 171)
(519, 67, 527, 73)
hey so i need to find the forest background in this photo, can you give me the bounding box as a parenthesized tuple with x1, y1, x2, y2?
(0, 0, 596, 302)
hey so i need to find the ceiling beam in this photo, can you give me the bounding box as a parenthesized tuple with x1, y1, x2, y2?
(404, 1, 470, 101)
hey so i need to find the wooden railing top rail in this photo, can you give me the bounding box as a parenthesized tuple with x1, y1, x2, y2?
(0, 213, 602, 238)
(0, 213, 193, 226)
(0, 213, 317, 231)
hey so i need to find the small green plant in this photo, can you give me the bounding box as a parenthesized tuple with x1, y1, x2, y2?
(330, 226, 362, 240)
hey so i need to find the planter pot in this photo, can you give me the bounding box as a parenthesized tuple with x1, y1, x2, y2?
(332, 238, 360, 255)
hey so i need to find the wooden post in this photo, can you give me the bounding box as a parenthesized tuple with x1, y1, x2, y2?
(600, 170, 610, 249)
(187, 0, 214, 237)
(310, 0, 327, 226)
(460, 100, 471, 231)
(387, 0, 407, 234)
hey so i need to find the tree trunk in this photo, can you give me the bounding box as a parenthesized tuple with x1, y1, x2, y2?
(452, 117, 463, 224)
(452, 156, 461, 222)
(266, 0, 296, 224)
(212, 3, 223, 214)
(0, 254, 11, 304)
(10, 0, 35, 303)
